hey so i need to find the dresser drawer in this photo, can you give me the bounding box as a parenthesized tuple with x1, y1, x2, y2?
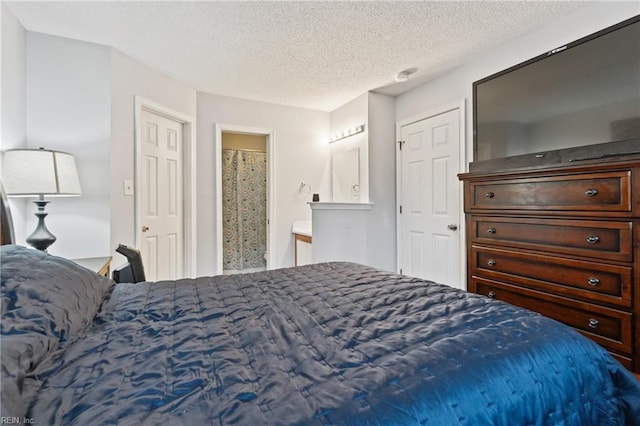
(468, 171, 631, 212)
(473, 278, 633, 355)
(471, 217, 633, 262)
(471, 246, 632, 308)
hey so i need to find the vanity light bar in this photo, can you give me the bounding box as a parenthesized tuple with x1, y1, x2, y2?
(329, 124, 365, 143)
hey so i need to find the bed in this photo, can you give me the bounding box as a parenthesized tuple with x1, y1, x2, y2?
(1, 245, 639, 425)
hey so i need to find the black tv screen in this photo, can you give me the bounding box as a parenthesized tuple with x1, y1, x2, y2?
(473, 15, 640, 170)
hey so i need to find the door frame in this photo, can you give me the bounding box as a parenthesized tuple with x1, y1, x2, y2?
(395, 99, 466, 285)
(134, 96, 197, 278)
(215, 123, 276, 275)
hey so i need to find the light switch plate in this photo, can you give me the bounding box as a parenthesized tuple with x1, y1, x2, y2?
(123, 180, 134, 196)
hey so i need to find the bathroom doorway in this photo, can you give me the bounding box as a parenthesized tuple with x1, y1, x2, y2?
(221, 131, 268, 274)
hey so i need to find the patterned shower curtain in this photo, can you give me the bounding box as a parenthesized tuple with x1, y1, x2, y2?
(222, 149, 267, 271)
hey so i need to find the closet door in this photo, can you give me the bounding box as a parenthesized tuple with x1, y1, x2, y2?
(399, 108, 461, 286)
(139, 109, 184, 281)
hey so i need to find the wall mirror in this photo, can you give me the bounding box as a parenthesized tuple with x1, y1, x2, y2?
(332, 147, 360, 201)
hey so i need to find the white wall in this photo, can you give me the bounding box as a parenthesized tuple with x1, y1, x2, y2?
(11, 30, 197, 265)
(109, 49, 197, 265)
(314, 92, 397, 272)
(197, 93, 330, 276)
(11, 26, 325, 275)
(396, 2, 640, 167)
(0, 4, 27, 242)
(7, 2, 628, 275)
(367, 92, 396, 272)
(312, 206, 371, 265)
(26, 32, 111, 259)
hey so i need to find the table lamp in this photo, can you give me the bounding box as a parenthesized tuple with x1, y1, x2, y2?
(2, 148, 82, 251)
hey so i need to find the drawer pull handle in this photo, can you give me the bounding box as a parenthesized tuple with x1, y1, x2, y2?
(584, 188, 598, 197)
(485, 192, 495, 199)
(487, 291, 496, 299)
(487, 259, 496, 267)
(586, 235, 600, 244)
(588, 319, 599, 329)
(587, 277, 600, 286)
(486, 227, 497, 234)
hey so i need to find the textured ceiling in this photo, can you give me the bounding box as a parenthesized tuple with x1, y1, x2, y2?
(6, 1, 592, 112)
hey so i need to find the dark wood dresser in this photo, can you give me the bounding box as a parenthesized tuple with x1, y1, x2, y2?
(459, 156, 639, 373)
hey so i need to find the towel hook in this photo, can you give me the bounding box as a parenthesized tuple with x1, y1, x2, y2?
(299, 181, 311, 196)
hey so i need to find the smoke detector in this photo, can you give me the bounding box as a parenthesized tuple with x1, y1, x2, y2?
(394, 68, 418, 83)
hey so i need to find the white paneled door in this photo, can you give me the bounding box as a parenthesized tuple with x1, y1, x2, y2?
(139, 109, 184, 281)
(399, 108, 461, 286)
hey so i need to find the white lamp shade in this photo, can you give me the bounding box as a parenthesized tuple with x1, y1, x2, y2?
(2, 148, 82, 196)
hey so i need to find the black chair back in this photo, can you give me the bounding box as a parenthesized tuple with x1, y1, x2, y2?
(113, 244, 146, 283)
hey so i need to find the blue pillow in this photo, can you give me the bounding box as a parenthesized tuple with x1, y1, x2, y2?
(1, 245, 114, 417)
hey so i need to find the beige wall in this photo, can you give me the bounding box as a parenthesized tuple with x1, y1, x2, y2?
(222, 133, 266, 152)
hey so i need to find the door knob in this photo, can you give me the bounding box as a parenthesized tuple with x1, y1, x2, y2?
(447, 224, 458, 231)
(142, 226, 149, 232)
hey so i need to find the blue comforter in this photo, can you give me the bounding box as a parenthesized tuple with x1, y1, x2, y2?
(23, 262, 640, 424)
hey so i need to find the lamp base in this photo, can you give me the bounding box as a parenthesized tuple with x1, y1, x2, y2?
(26, 198, 56, 252)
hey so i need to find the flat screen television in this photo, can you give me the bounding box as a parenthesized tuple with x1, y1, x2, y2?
(472, 15, 640, 172)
